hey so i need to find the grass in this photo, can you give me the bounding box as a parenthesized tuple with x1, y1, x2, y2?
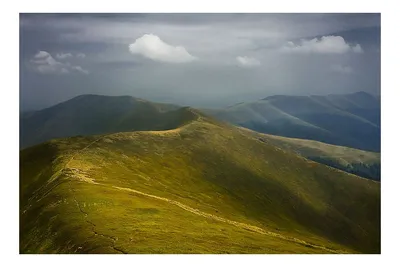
(20, 110, 380, 254)
(238, 128, 380, 181)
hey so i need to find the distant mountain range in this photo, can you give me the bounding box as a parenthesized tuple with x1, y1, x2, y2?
(203, 91, 380, 152)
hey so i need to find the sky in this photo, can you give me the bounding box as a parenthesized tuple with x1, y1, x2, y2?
(20, 13, 381, 110)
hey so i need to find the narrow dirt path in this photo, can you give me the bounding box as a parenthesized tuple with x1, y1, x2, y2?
(111, 185, 349, 254)
(65, 136, 128, 253)
(33, 133, 349, 254)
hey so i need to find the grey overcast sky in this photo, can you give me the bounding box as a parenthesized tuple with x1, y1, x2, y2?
(20, 13, 380, 110)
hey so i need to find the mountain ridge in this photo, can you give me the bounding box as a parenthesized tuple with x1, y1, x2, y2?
(237, 126, 380, 181)
(20, 95, 190, 149)
(20, 93, 381, 180)
(203, 91, 380, 152)
(20, 110, 380, 253)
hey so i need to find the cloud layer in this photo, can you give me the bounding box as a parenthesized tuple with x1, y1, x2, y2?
(30, 51, 89, 75)
(56, 52, 73, 59)
(19, 14, 381, 111)
(129, 34, 197, 63)
(236, 56, 261, 68)
(56, 52, 86, 59)
(331, 64, 353, 74)
(281, 36, 364, 54)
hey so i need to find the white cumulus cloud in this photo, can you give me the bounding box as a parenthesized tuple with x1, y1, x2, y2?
(331, 64, 353, 74)
(129, 34, 197, 63)
(56, 52, 87, 59)
(30, 51, 89, 75)
(30, 51, 66, 74)
(236, 56, 261, 68)
(71, 65, 89, 75)
(281, 36, 363, 54)
(352, 44, 364, 53)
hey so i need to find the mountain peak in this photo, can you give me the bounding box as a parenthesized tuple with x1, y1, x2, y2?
(349, 91, 372, 97)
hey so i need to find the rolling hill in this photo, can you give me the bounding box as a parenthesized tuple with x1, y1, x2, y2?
(20, 94, 381, 180)
(20, 108, 380, 254)
(203, 91, 381, 152)
(238, 127, 380, 181)
(20, 94, 183, 149)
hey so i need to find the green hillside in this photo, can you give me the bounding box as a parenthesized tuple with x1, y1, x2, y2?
(20, 94, 380, 179)
(238, 128, 380, 181)
(20, 109, 380, 254)
(20, 94, 183, 149)
(203, 91, 381, 152)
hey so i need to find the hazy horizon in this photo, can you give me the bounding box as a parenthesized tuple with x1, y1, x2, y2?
(20, 90, 380, 112)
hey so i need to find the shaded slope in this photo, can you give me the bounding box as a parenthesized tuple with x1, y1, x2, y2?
(203, 91, 380, 152)
(20, 94, 188, 149)
(20, 110, 380, 254)
(238, 127, 380, 181)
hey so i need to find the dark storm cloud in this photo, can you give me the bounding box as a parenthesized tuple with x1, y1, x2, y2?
(20, 13, 380, 110)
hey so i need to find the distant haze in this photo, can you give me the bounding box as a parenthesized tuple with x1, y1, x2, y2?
(20, 13, 380, 111)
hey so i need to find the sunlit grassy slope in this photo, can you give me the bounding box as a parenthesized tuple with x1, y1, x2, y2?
(238, 128, 380, 181)
(20, 108, 380, 254)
